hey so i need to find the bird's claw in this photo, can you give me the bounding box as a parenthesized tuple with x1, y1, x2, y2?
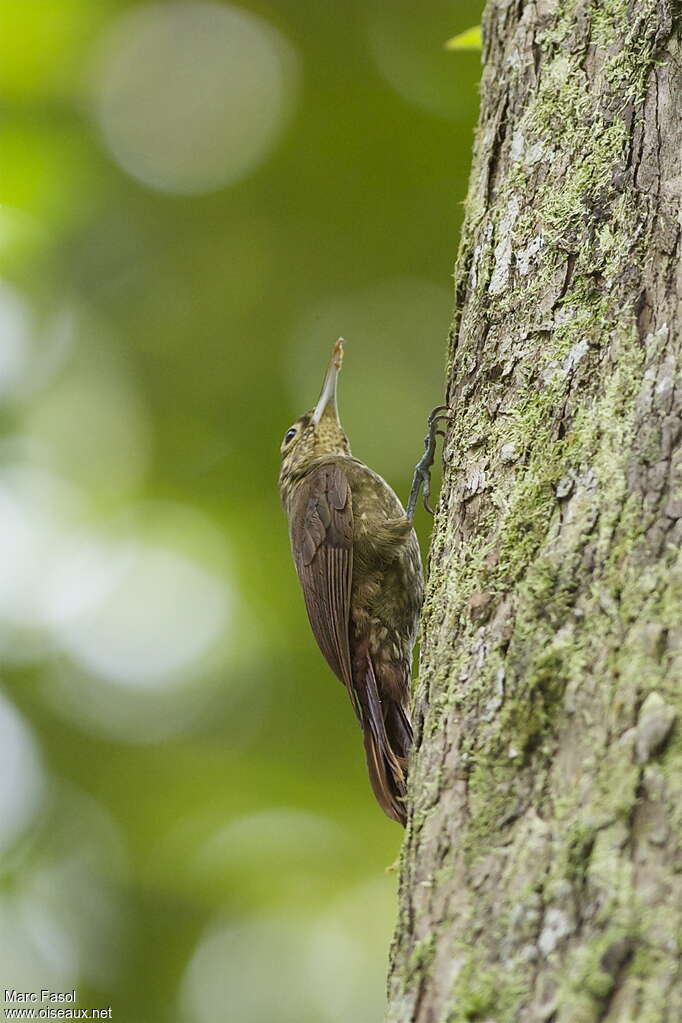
(406, 405, 452, 520)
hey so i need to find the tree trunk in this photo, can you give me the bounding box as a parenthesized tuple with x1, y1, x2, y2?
(387, 2, 682, 1021)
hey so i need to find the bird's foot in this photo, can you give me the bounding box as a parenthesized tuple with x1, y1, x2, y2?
(406, 405, 451, 520)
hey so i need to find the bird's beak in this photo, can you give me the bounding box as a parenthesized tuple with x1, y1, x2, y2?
(312, 338, 345, 425)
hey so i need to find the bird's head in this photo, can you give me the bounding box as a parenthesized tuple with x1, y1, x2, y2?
(278, 338, 351, 496)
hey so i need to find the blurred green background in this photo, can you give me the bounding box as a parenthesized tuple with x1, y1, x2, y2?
(0, 1, 482, 1020)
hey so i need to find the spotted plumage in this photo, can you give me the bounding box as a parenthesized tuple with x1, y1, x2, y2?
(278, 339, 423, 825)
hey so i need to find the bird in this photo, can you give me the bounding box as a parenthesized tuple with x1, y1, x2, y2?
(278, 338, 425, 825)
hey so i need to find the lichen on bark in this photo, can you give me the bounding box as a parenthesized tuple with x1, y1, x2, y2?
(387, 1, 682, 1021)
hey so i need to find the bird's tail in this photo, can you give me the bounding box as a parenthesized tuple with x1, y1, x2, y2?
(356, 650, 413, 827)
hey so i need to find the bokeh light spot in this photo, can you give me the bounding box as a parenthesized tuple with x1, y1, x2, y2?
(181, 918, 326, 1023)
(363, 0, 470, 120)
(0, 280, 31, 400)
(0, 783, 128, 993)
(53, 541, 231, 689)
(23, 358, 151, 497)
(0, 466, 83, 660)
(0, 283, 76, 404)
(197, 808, 344, 876)
(0, 694, 45, 856)
(91, 1, 300, 194)
(181, 881, 397, 1023)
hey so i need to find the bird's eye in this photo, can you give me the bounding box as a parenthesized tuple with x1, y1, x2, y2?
(283, 427, 297, 446)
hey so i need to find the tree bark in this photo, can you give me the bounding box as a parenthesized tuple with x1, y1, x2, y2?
(387, 2, 682, 1021)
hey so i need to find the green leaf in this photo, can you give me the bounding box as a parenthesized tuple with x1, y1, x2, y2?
(445, 25, 482, 51)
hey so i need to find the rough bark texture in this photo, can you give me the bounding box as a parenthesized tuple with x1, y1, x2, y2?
(387, 1, 682, 1021)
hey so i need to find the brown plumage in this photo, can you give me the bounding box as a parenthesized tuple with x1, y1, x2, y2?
(278, 339, 423, 825)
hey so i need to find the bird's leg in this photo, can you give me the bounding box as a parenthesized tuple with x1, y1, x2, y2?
(406, 405, 452, 520)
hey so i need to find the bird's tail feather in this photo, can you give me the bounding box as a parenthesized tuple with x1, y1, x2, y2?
(357, 650, 412, 827)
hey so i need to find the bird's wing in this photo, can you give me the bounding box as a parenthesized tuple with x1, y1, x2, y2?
(289, 462, 355, 698)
